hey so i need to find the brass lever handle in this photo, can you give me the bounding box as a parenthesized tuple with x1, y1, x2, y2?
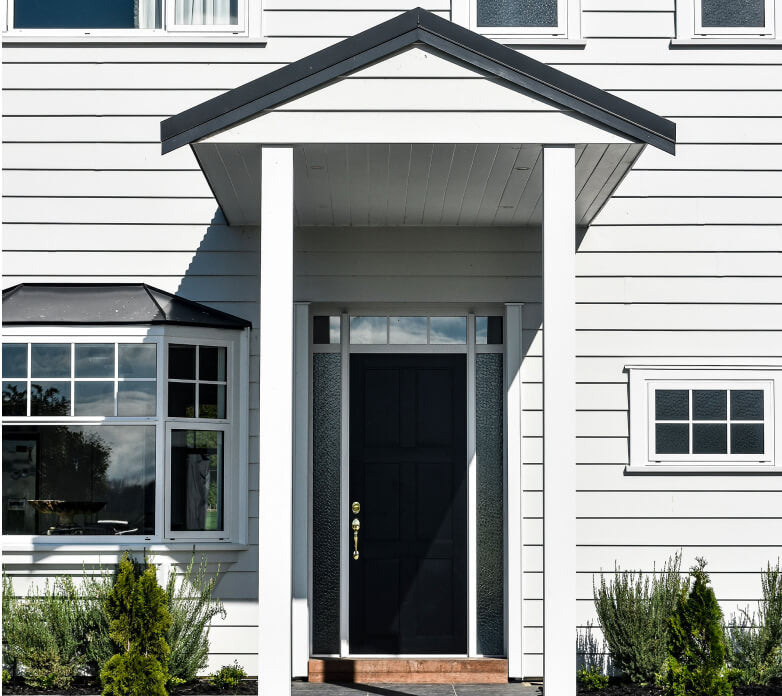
(352, 518, 360, 560)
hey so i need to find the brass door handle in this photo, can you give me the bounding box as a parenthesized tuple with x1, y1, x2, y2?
(352, 518, 360, 560)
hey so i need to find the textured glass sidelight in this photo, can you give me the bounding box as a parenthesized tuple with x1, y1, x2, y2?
(476, 353, 504, 656)
(701, 0, 765, 27)
(312, 354, 342, 654)
(477, 0, 558, 27)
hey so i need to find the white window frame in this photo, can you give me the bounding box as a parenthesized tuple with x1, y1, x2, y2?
(628, 366, 782, 473)
(1, 324, 250, 548)
(677, 0, 778, 39)
(464, 0, 580, 40)
(2, 0, 259, 38)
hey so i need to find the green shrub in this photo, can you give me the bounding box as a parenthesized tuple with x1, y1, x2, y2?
(100, 554, 172, 696)
(593, 551, 685, 685)
(725, 561, 782, 685)
(664, 558, 737, 696)
(578, 666, 610, 691)
(166, 556, 226, 683)
(210, 660, 247, 691)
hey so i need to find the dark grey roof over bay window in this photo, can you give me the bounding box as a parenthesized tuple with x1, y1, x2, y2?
(2, 284, 251, 329)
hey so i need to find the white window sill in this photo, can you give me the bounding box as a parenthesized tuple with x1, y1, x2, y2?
(1, 541, 249, 563)
(625, 464, 782, 474)
(2, 34, 267, 45)
(483, 35, 586, 46)
(670, 38, 782, 47)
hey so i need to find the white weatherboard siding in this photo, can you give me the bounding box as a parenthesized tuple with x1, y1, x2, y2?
(3, 0, 782, 681)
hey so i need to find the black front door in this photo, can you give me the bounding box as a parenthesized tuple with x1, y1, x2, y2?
(349, 354, 467, 654)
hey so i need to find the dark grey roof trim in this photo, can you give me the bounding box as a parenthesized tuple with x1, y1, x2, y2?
(161, 7, 675, 155)
(2, 283, 251, 329)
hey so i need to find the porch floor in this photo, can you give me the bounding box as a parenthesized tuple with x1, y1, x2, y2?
(291, 682, 542, 695)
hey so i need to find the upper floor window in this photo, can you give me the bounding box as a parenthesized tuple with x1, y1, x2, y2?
(678, 0, 778, 39)
(6, 0, 247, 35)
(468, 0, 579, 39)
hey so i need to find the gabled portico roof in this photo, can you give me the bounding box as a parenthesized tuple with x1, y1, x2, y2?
(161, 7, 675, 155)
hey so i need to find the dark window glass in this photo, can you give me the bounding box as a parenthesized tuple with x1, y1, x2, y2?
(3, 382, 27, 416)
(656, 423, 689, 454)
(31, 382, 70, 416)
(2, 425, 155, 535)
(731, 423, 765, 454)
(199, 346, 226, 382)
(118, 382, 156, 417)
(731, 390, 764, 421)
(655, 390, 689, 421)
(199, 384, 226, 419)
(692, 390, 727, 420)
(75, 344, 114, 379)
(313, 316, 332, 345)
(118, 344, 156, 379)
(477, 0, 558, 26)
(3, 344, 27, 378)
(477, 317, 504, 345)
(31, 344, 70, 378)
(74, 382, 115, 417)
(701, 0, 765, 27)
(169, 344, 196, 380)
(170, 429, 224, 532)
(14, 0, 138, 29)
(693, 423, 728, 454)
(168, 382, 195, 418)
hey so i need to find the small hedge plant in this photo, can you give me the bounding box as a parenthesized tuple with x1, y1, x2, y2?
(577, 666, 609, 691)
(210, 660, 247, 691)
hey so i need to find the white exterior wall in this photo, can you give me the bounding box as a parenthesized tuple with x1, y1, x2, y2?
(3, 0, 782, 679)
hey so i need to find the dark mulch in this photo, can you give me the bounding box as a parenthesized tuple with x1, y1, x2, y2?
(2, 677, 259, 695)
(577, 681, 782, 695)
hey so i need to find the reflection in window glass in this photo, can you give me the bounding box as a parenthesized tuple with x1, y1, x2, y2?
(2, 425, 156, 535)
(430, 317, 467, 345)
(476, 317, 503, 345)
(31, 382, 70, 416)
(350, 317, 387, 345)
(313, 316, 341, 345)
(169, 382, 196, 418)
(2, 382, 27, 416)
(31, 344, 70, 378)
(701, 0, 764, 27)
(75, 344, 115, 378)
(199, 384, 226, 419)
(3, 344, 27, 378)
(170, 430, 224, 532)
(14, 0, 160, 29)
(389, 317, 427, 344)
(118, 344, 156, 379)
(477, 0, 558, 27)
(74, 382, 115, 417)
(199, 346, 226, 382)
(118, 382, 157, 417)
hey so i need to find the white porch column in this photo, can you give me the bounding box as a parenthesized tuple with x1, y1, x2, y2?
(542, 145, 577, 694)
(259, 146, 294, 696)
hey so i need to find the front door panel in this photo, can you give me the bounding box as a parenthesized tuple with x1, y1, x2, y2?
(349, 354, 467, 654)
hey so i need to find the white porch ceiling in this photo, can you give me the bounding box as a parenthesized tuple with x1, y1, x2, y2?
(193, 141, 644, 228)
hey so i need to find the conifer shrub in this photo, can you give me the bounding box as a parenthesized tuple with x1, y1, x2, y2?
(593, 551, 685, 685)
(664, 557, 737, 696)
(100, 554, 172, 696)
(725, 561, 782, 685)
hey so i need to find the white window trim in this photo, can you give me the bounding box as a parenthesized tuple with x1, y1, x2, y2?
(459, 0, 581, 41)
(676, 0, 779, 40)
(1, 324, 250, 547)
(2, 0, 262, 39)
(627, 366, 782, 473)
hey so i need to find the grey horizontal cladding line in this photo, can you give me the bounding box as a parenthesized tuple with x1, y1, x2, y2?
(160, 7, 675, 155)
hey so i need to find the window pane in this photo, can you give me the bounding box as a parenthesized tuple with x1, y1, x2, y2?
(702, 0, 765, 27)
(655, 390, 689, 421)
(2, 382, 27, 416)
(170, 430, 224, 532)
(199, 346, 226, 382)
(168, 382, 195, 417)
(476, 317, 503, 345)
(692, 389, 727, 421)
(169, 344, 196, 380)
(14, 0, 140, 28)
(199, 384, 226, 419)
(314, 316, 341, 345)
(350, 317, 387, 345)
(731, 423, 764, 454)
(389, 317, 427, 344)
(430, 317, 467, 345)
(477, 0, 558, 27)
(31, 344, 70, 378)
(656, 423, 689, 454)
(3, 344, 27, 378)
(118, 382, 157, 417)
(2, 425, 156, 535)
(731, 390, 764, 421)
(31, 382, 71, 416)
(118, 344, 156, 379)
(75, 344, 114, 378)
(175, 0, 238, 25)
(74, 382, 114, 417)
(693, 423, 728, 454)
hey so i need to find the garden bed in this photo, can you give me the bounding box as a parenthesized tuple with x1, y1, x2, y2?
(2, 677, 259, 695)
(577, 684, 782, 696)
